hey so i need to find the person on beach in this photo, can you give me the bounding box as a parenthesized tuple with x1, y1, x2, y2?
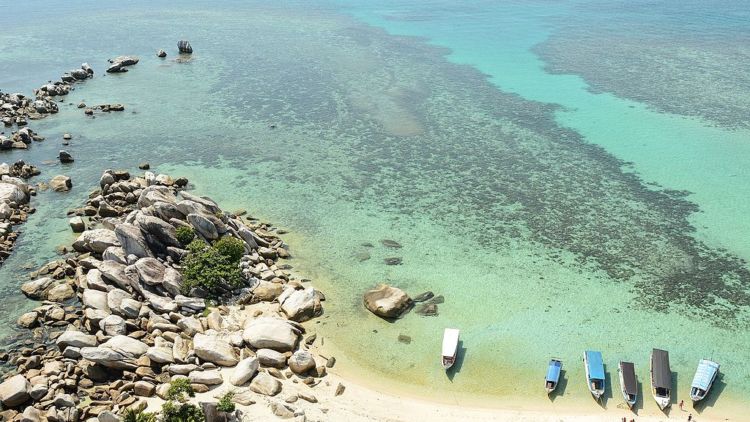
(687, 413, 693, 421)
(679, 399, 685, 410)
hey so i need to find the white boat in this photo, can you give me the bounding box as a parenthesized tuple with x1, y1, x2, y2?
(650, 349, 672, 410)
(441, 328, 460, 369)
(618, 361, 638, 409)
(690, 359, 720, 402)
(583, 350, 605, 400)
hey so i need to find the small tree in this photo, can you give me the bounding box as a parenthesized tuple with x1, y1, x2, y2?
(161, 379, 205, 422)
(182, 240, 243, 295)
(217, 391, 235, 413)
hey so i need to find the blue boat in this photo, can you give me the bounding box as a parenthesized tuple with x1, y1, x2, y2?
(583, 351, 606, 400)
(690, 359, 720, 402)
(545, 359, 563, 394)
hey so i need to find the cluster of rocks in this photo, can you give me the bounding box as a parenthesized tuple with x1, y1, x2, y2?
(364, 284, 443, 319)
(105, 56, 139, 74)
(0, 165, 36, 263)
(1, 63, 92, 129)
(0, 170, 337, 421)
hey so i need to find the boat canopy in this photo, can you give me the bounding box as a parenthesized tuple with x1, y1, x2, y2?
(546, 360, 562, 382)
(691, 359, 719, 390)
(620, 361, 637, 395)
(585, 351, 605, 380)
(442, 328, 460, 357)
(652, 349, 672, 389)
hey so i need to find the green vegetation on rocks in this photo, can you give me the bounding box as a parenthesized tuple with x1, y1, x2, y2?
(122, 408, 157, 422)
(213, 236, 245, 263)
(175, 226, 195, 245)
(217, 391, 236, 412)
(182, 239, 243, 295)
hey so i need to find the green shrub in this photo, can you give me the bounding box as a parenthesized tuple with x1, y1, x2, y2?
(161, 401, 205, 422)
(175, 226, 195, 245)
(217, 391, 235, 413)
(166, 378, 194, 402)
(182, 240, 243, 295)
(122, 408, 157, 422)
(213, 236, 245, 263)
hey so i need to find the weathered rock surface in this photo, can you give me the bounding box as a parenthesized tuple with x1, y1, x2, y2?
(243, 317, 300, 352)
(280, 288, 322, 322)
(73, 229, 120, 254)
(363, 284, 412, 319)
(256, 349, 287, 368)
(248, 372, 281, 396)
(229, 356, 259, 386)
(49, 175, 72, 192)
(0, 374, 30, 407)
(193, 333, 239, 366)
(288, 350, 316, 375)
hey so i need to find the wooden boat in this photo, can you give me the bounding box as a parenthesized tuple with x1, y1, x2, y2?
(583, 351, 605, 400)
(441, 328, 460, 369)
(650, 349, 672, 410)
(618, 361, 638, 409)
(545, 359, 563, 394)
(690, 359, 720, 402)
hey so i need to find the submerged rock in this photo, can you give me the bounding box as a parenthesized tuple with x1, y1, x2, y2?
(380, 239, 402, 248)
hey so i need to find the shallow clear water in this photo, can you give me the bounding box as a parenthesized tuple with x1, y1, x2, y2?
(1, 0, 749, 416)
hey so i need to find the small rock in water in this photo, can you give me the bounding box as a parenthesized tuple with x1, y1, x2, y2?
(354, 251, 370, 262)
(77, 103, 86, 108)
(384, 257, 402, 265)
(178, 40, 193, 54)
(63, 133, 72, 140)
(325, 356, 336, 368)
(138, 162, 150, 170)
(156, 49, 167, 58)
(413, 291, 434, 302)
(361, 242, 374, 248)
(380, 239, 402, 248)
(59, 150, 74, 163)
(397, 334, 411, 344)
(430, 295, 445, 304)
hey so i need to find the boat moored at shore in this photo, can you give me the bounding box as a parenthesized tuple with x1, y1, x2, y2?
(691, 359, 720, 402)
(545, 359, 563, 394)
(650, 348, 672, 410)
(618, 361, 638, 409)
(441, 328, 460, 369)
(583, 351, 606, 400)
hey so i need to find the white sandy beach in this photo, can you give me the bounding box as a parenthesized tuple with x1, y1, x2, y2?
(146, 364, 732, 422)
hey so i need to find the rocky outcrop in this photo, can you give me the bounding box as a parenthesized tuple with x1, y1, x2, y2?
(6, 170, 330, 419)
(106, 56, 139, 73)
(363, 284, 413, 319)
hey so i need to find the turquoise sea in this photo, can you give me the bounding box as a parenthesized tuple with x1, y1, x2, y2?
(1, 0, 748, 417)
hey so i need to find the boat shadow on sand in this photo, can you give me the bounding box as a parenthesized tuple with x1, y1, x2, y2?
(693, 372, 726, 414)
(445, 340, 466, 382)
(548, 369, 568, 402)
(596, 365, 613, 408)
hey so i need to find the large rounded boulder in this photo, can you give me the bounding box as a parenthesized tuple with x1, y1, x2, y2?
(363, 284, 412, 319)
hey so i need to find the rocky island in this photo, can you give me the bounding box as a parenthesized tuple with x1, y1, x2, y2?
(0, 169, 336, 421)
